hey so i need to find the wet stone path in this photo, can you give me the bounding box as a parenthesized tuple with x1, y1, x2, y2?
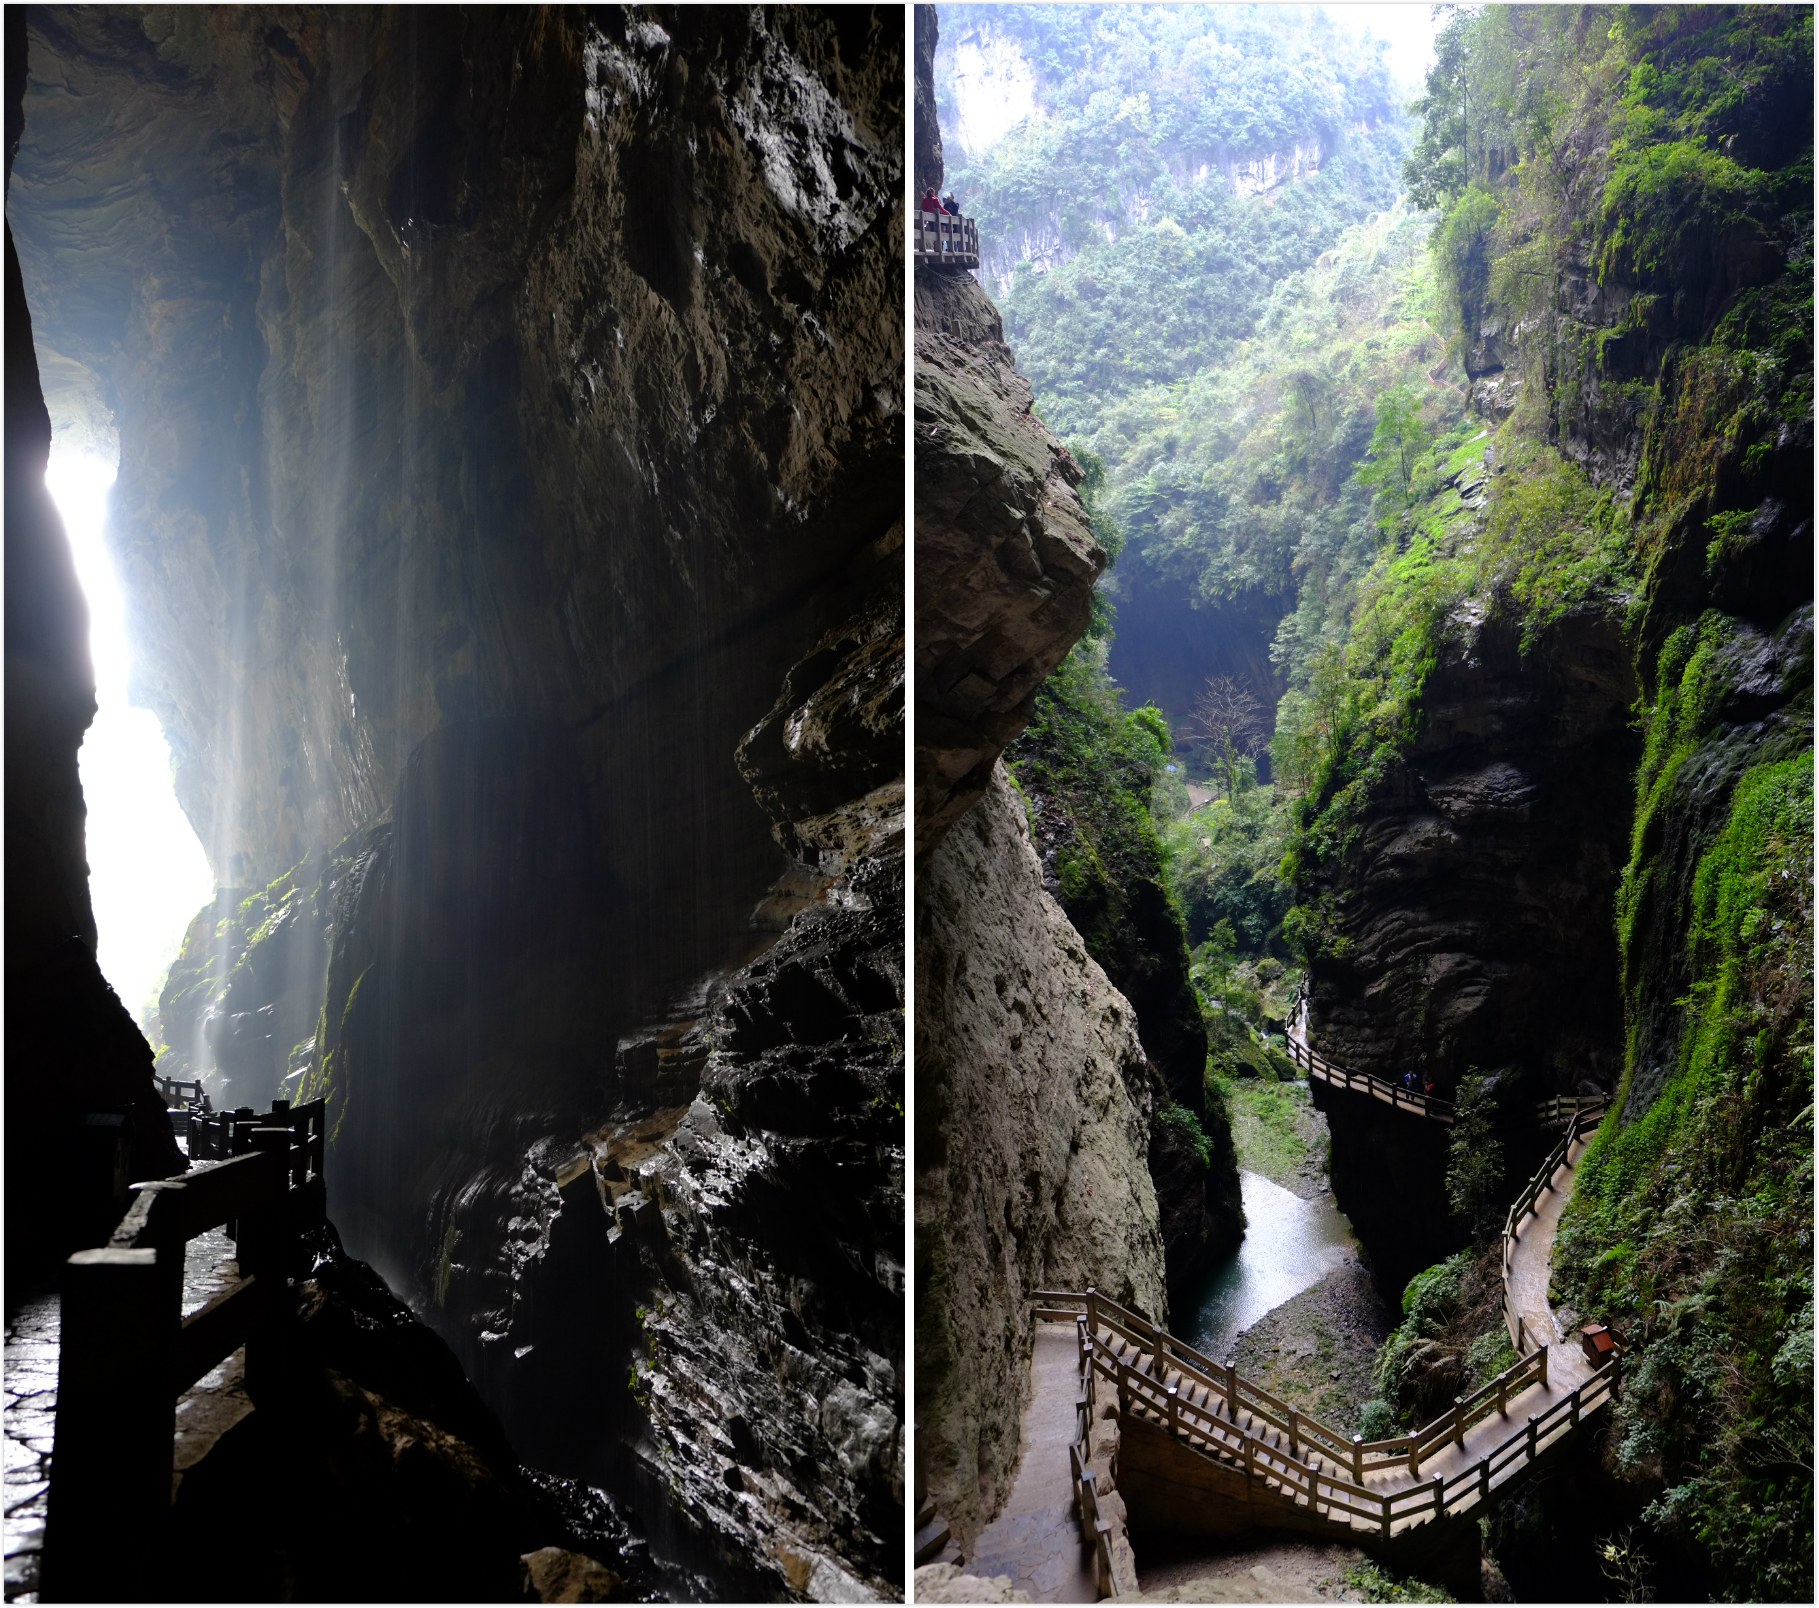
(966, 1324, 1098, 1603)
(3, 1227, 242, 1603)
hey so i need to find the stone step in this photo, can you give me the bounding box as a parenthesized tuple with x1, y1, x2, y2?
(913, 1515, 951, 1567)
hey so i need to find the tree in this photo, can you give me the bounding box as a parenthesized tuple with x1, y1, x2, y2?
(1185, 675, 1266, 794)
(1445, 1072, 1505, 1243)
(1357, 384, 1434, 507)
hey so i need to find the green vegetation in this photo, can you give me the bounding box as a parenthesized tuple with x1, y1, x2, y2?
(938, 4, 1409, 436)
(969, 9, 1811, 1586)
(1557, 752, 1812, 1600)
(1365, 1246, 1515, 1433)
(1155, 1102, 1212, 1169)
(1341, 1559, 1454, 1605)
(1005, 636, 1175, 961)
(1444, 1076, 1506, 1243)
(1221, 1077, 1317, 1190)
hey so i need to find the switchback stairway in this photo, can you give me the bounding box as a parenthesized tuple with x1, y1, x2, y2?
(1035, 1107, 1616, 1592)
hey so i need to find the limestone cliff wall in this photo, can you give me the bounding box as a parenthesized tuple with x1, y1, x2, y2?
(913, 263, 1102, 855)
(11, 8, 902, 1596)
(915, 764, 1165, 1549)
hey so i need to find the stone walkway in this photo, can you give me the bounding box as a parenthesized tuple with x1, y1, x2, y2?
(966, 1325, 1097, 1603)
(1504, 1130, 1594, 1395)
(3, 1228, 245, 1602)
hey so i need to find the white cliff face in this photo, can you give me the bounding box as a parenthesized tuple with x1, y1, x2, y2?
(937, 24, 1038, 168)
(1228, 138, 1327, 197)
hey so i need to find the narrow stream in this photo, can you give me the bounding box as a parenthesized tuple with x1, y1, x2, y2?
(1185, 1170, 1359, 1362)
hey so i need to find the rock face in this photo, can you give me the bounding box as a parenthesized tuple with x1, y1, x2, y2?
(915, 764, 1166, 1549)
(1302, 606, 1638, 1294)
(1307, 607, 1638, 1098)
(166, 1228, 640, 1604)
(913, 262, 1104, 857)
(1012, 736, 1243, 1300)
(12, 8, 901, 1596)
(4, 15, 181, 1278)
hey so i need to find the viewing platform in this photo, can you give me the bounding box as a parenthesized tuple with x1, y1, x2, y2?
(914, 209, 979, 269)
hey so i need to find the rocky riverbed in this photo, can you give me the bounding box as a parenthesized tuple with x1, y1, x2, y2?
(1227, 1263, 1394, 1435)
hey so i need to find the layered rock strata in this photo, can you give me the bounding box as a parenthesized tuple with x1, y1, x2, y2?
(912, 260, 1103, 857)
(916, 764, 1166, 1550)
(1306, 606, 1638, 1095)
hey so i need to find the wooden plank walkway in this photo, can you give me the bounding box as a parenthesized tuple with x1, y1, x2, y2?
(1032, 1108, 1615, 1591)
(1285, 1004, 1453, 1124)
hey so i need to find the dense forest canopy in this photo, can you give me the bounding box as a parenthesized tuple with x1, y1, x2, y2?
(969, 4, 1813, 1599)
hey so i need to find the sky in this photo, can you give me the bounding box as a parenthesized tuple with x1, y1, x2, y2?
(44, 451, 214, 1029)
(1324, 2, 1444, 93)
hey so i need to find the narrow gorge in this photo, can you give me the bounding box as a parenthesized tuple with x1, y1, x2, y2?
(915, 6, 1810, 1605)
(6, 7, 902, 1601)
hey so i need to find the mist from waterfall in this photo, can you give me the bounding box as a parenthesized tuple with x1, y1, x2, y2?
(44, 449, 213, 1028)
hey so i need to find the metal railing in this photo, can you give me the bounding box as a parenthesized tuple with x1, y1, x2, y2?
(41, 1099, 327, 1600)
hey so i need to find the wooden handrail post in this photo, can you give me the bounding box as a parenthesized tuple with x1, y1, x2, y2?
(42, 1248, 176, 1601)
(1527, 1415, 1539, 1461)
(1379, 1493, 1391, 1541)
(1287, 1406, 1299, 1460)
(1167, 1382, 1180, 1439)
(1496, 1371, 1508, 1416)
(1539, 1342, 1549, 1387)
(1243, 1432, 1254, 1494)
(1352, 1433, 1363, 1483)
(1478, 1457, 1490, 1504)
(1076, 1313, 1088, 1371)
(1225, 1360, 1238, 1419)
(1453, 1395, 1466, 1450)
(1407, 1435, 1420, 1477)
(1086, 1285, 1098, 1342)
(1569, 1386, 1580, 1428)
(1432, 1472, 1446, 1520)
(1117, 1363, 1129, 1418)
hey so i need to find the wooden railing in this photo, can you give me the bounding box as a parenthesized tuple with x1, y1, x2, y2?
(1535, 1094, 1609, 1129)
(41, 1099, 327, 1601)
(186, 1100, 326, 1164)
(913, 210, 980, 268)
(1034, 1293, 1122, 1597)
(156, 1074, 204, 1108)
(1286, 1004, 1454, 1124)
(1040, 1286, 1618, 1545)
(1502, 1102, 1606, 1351)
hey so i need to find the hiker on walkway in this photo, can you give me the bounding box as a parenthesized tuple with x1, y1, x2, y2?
(942, 192, 960, 215)
(921, 188, 942, 213)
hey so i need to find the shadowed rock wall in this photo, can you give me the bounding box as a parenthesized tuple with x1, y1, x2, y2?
(5, 9, 181, 1277)
(12, 7, 902, 1595)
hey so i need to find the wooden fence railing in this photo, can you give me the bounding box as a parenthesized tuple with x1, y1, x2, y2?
(1285, 1005, 1454, 1124)
(156, 1074, 205, 1108)
(1039, 1286, 1618, 1545)
(1535, 1094, 1609, 1129)
(41, 1098, 327, 1601)
(1502, 1102, 1606, 1351)
(1033, 1295, 1123, 1597)
(913, 210, 980, 268)
(185, 1101, 326, 1165)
